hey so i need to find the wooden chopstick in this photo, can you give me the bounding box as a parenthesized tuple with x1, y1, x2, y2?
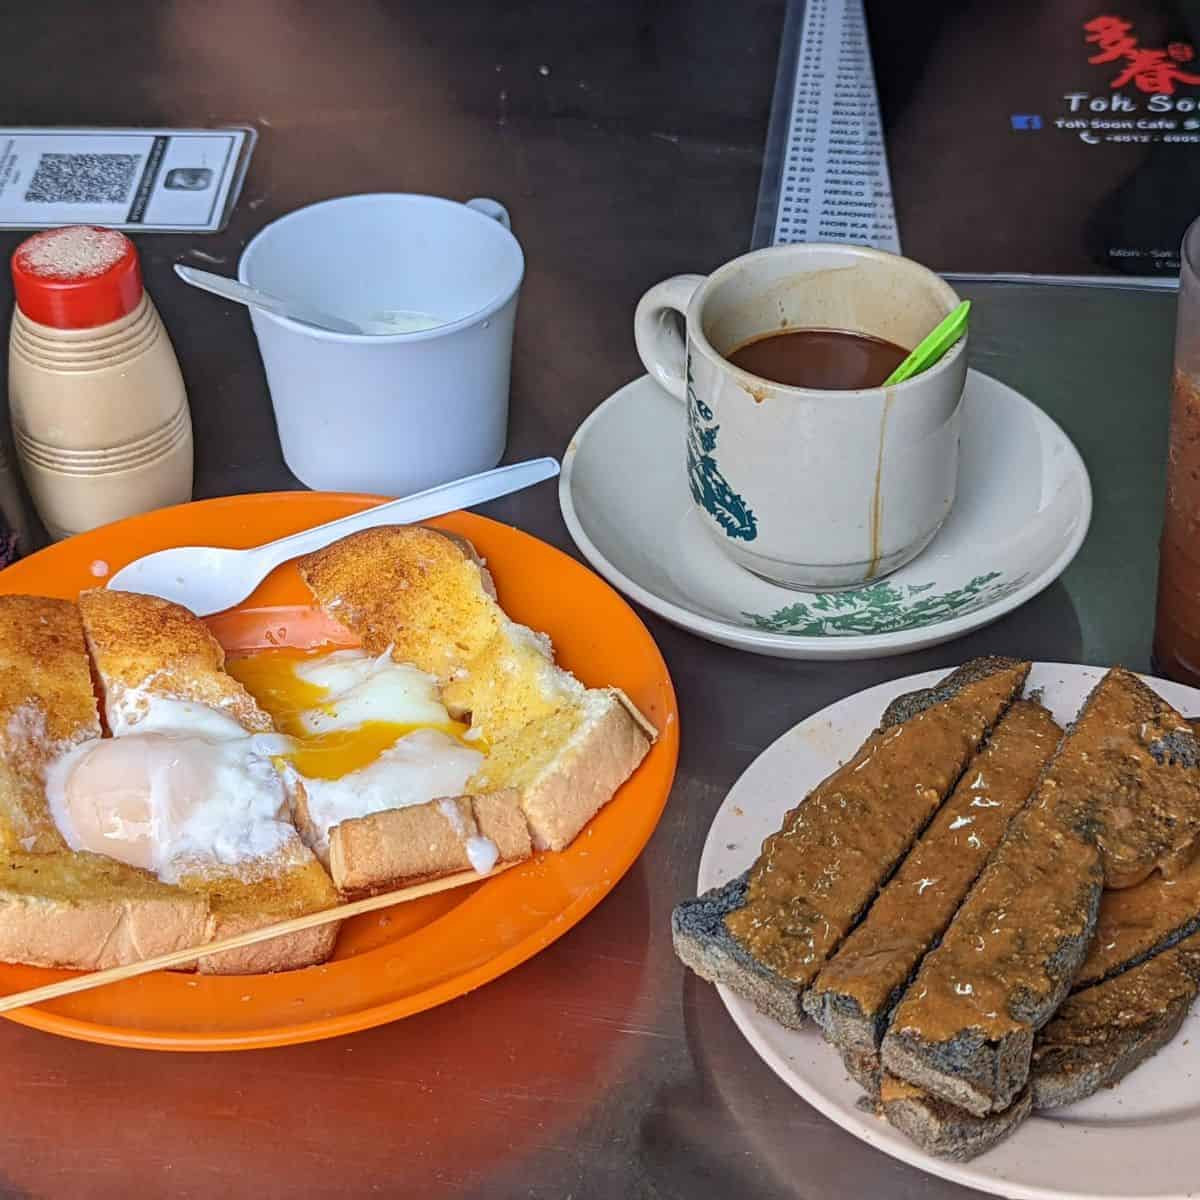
(0, 862, 513, 1015)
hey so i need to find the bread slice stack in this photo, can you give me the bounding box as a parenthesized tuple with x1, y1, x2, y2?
(0, 524, 656, 976)
(77, 588, 341, 973)
(674, 662, 1200, 1161)
(0, 592, 337, 974)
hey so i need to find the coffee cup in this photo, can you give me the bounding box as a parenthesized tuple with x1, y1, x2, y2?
(634, 243, 966, 590)
(240, 193, 524, 495)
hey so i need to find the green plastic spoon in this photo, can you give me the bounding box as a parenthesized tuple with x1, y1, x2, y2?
(882, 300, 971, 387)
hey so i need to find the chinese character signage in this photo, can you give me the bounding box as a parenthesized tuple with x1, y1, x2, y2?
(864, 1, 1200, 276)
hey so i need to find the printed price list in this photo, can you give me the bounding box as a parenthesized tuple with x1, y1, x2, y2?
(772, 0, 900, 251)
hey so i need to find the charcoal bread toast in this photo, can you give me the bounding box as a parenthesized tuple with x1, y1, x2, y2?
(1031, 929, 1200, 1109)
(844, 1050, 883, 1098)
(881, 761, 1103, 1114)
(1072, 850, 1200, 992)
(1051, 668, 1200, 888)
(879, 931, 1200, 1159)
(806, 699, 1060, 1063)
(878, 1075, 1033, 1163)
(672, 657, 1030, 1028)
(882, 668, 1200, 1116)
(296, 526, 654, 888)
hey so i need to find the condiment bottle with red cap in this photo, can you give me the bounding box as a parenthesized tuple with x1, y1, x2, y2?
(8, 225, 192, 540)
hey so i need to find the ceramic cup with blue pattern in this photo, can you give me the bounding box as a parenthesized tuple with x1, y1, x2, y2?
(634, 243, 966, 590)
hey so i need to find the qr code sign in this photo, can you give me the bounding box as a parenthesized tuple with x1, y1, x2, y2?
(24, 153, 140, 204)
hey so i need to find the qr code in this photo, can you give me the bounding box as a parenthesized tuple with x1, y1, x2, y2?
(24, 153, 140, 204)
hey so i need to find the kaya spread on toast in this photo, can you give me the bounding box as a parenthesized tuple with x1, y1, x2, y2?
(883, 668, 1200, 1119)
(806, 698, 1061, 1064)
(671, 657, 1030, 1028)
(722, 658, 1029, 986)
(0, 524, 654, 972)
(677, 662, 1200, 1162)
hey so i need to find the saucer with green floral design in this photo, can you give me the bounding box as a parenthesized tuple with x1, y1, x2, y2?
(560, 370, 1090, 661)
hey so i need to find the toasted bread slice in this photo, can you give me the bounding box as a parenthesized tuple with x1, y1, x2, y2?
(1073, 852, 1200, 992)
(78, 588, 339, 973)
(296, 526, 654, 878)
(0, 850, 210, 970)
(180, 848, 341, 974)
(1032, 929, 1200, 1110)
(1051, 667, 1200, 888)
(0, 595, 218, 970)
(77, 587, 273, 734)
(879, 1074, 1032, 1162)
(330, 789, 532, 895)
(0, 595, 98, 853)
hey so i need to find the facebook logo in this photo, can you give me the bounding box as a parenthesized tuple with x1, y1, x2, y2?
(1010, 114, 1043, 131)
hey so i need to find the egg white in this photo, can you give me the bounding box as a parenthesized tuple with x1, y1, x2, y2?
(289, 649, 449, 734)
(46, 693, 296, 882)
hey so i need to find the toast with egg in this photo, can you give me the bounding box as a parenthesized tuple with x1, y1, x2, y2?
(221, 639, 534, 896)
(0, 595, 210, 970)
(74, 587, 341, 973)
(294, 525, 655, 894)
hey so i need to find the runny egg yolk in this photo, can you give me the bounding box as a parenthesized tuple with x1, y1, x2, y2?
(226, 647, 475, 781)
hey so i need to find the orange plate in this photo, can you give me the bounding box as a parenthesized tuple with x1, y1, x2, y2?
(0, 493, 679, 1051)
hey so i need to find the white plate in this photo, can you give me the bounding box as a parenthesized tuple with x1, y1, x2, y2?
(560, 372, 1091, 660)
(698, 664, 1200, 1200)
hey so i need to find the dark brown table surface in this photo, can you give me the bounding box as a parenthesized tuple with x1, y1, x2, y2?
(0, 3, 1180, 1197)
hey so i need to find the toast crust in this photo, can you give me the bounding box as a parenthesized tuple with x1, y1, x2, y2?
(329, 790, 531, 895)
(724, 658, 1031, 988)
(0, 851, 209, 971)
(0, 595, 98, 854)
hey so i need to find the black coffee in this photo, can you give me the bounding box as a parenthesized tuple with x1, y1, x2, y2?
(727, 328, 909, 390)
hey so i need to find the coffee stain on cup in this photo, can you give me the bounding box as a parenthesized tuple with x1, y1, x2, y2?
(866, 389, 894, 580)
(742, 381, 770, 405)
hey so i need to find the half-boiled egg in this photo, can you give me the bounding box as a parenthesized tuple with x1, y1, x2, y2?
(227, 647, 487, 855)
(45, 696, 294, 882)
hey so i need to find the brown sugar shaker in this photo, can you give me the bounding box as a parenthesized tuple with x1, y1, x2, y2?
(8, 226, 193, 540)
(1154, 216, 1200, 684)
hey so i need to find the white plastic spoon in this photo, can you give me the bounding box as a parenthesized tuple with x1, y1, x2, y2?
(174, 264, 371, 335)
(106, 457, 560, 615)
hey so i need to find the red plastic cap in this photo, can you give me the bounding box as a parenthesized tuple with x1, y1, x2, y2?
(11, 226, 143, 329)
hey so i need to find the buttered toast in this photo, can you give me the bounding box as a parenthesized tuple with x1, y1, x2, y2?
(75, 588, 340, 974)
(0, 595, 97, 854)
(0, 595, 221, 971)
(297, 525, 655, 884)
(0, 524, 657, 975)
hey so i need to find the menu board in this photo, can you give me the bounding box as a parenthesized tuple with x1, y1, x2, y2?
(762, 0, 1200, 278)
(770, 0, 900, 251)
